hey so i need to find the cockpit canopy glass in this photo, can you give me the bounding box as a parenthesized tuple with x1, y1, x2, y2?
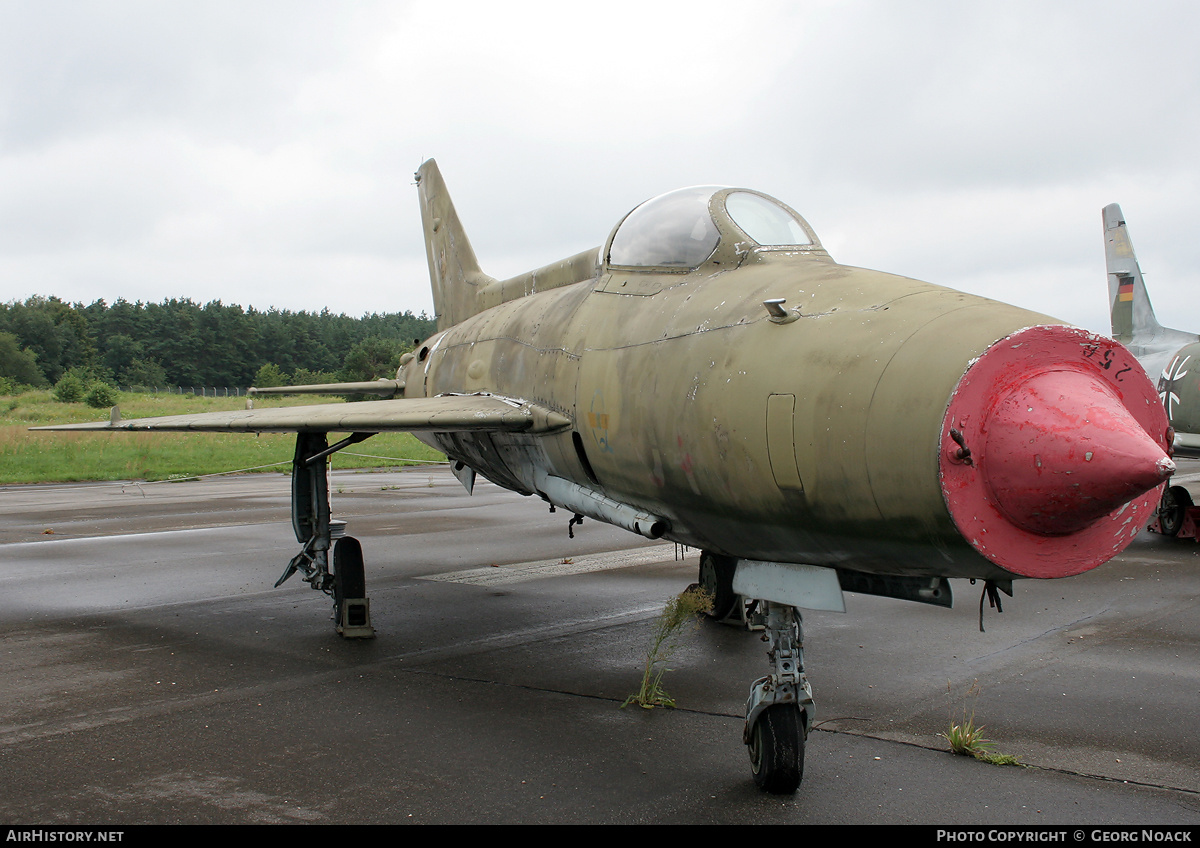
(607, 186, 815, 270)
(724, 191, 812, 246)
(607, 186, 723, 268)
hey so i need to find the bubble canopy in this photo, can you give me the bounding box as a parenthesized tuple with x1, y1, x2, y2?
(606, 186, 817, 270)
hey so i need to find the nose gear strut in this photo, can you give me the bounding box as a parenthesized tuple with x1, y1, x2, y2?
(744, 601, 813, 794)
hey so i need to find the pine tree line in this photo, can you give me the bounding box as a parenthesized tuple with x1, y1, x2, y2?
(0, 295, 436, 390)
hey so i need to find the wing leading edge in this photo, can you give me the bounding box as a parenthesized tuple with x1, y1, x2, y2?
(33, 393, 572, 435)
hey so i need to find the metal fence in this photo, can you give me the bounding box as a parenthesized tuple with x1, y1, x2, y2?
(120, 386, 249, 397)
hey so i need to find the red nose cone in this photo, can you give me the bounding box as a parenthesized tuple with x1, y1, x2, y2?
(941, 326, 1172, 579)
(983, 370, 1175, 536)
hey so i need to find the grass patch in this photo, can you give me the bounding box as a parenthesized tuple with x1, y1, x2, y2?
(0, 389, 444, 484)
(622, 586, 713, 709)
(941, 680, 1022, 766)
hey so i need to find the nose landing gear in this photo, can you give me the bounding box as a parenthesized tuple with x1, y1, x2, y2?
(743, 600, 812, 794)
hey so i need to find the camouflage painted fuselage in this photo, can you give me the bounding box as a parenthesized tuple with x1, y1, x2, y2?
(406, 248, 1058, 580)
(397, 163, 1170, 584)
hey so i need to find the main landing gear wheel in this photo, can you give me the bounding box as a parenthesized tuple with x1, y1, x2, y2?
(698, 551, 738, 620)
(748, 704, 805, 794)
(1159, 485, 1191, 537)
(333, 536, 374, 638)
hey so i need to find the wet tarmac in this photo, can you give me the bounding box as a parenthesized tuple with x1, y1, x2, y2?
(0, 465, 1198, 824)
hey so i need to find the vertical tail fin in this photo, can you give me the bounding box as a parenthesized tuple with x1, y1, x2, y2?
(416, 160, 497, 331)
(1103, 203, 1196, 379)
(1104, 203, 1161, 345)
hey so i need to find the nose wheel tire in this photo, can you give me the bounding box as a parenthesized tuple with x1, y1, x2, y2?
(748, 704, 805, 794)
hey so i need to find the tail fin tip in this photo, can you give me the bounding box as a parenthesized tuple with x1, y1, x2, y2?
(416, 160, 496, 331)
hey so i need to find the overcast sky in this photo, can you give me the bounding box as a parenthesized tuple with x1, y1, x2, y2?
(0, 0, 1197, 336)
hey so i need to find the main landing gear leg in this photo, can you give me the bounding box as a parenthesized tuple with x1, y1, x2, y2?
(275, 432, 375, 639)
(744, 601, 812, 794)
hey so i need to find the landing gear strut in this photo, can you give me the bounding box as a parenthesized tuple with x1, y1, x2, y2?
(744, 601, 812, 794)
(275, 432, 375, 638)
(698, 552, 816, 792)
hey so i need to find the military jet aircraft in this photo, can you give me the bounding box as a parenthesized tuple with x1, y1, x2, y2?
(1104, 203, 1200, 534)
(40, 163, 1175, 794)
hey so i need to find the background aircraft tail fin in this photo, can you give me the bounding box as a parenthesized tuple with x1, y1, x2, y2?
(416, 160, 497, 331)
(1104, 203, 1162, 345)
(1103, 203, 1197, 379)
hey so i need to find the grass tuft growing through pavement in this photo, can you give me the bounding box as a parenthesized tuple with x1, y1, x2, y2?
(623, 585, 713, 709)
(941, 679, 1022, 766)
